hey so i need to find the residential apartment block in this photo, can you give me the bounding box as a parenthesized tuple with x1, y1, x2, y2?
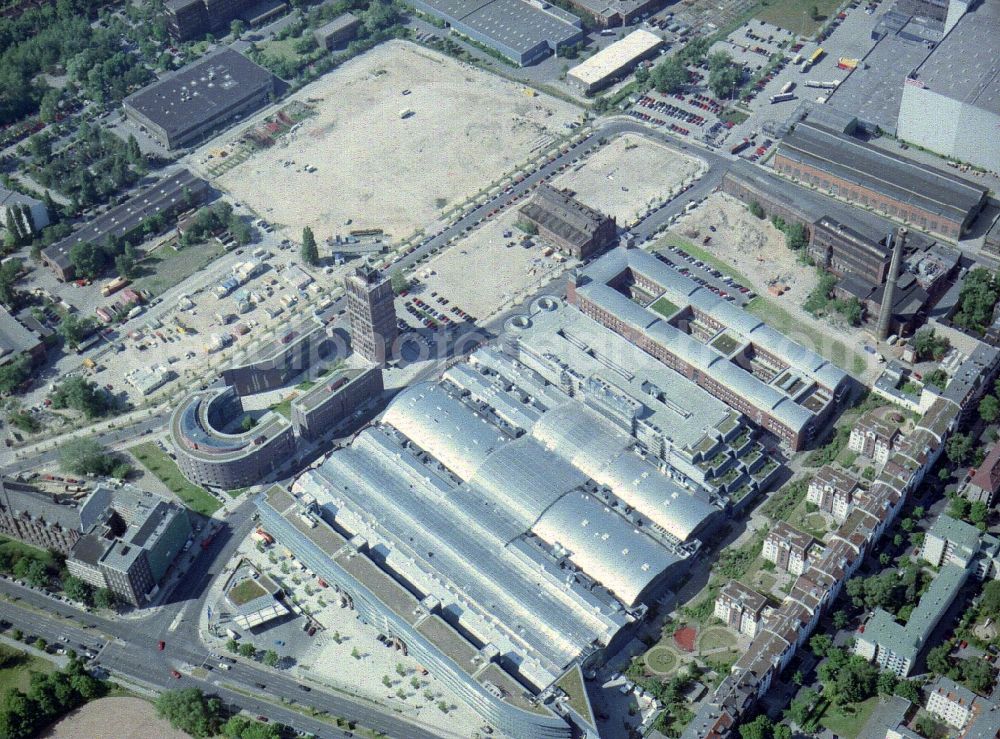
(926, 676, 978, 729)
(921, 514, 982, 569)
(849, 414, 901, 466)
(762, 522, 818, 575)
(714, 581, 768, 637)
(966, 442, 1000, 506)
(807, 465, 862, 521)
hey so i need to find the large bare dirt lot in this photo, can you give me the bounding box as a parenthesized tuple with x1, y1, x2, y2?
(552, 134, 706, 226)
(215, 41, 582, 241)
(408, 210, 574, 323)
(40, 697, 189, 739)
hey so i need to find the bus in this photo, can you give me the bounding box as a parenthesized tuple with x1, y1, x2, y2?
(808, 47, 825, 65)
(101, 276, 129, 297)
(770, 93, 796, 104)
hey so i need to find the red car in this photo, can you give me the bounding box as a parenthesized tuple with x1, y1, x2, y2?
(170, 670, 181, 679)
(157, 640, 165, 651)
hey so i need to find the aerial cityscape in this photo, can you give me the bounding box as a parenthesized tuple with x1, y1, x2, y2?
(0, 0, 998, 737)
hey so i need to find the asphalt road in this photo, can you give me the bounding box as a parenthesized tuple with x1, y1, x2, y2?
(0, 499, 442, 739)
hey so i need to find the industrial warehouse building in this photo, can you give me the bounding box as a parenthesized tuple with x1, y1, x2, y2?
(568, 248, 851, 449)
(774, 120, 988, 239)
(519, 184, 617, 259)
(41, 169, 210, 281)
(408, 0, 584, 66)
(123, 48, 275, 150)
(563, 0, 664, 26)
(313, 12, 361, 50)
(567, 29, 663, 94)
(896, 0, 1000, 174)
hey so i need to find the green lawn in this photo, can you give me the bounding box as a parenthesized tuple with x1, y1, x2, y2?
(129, 442, 221, 515)
(719, 108, 749, 125)
(747, 297, 867, 376)
(228, 578, 267, 606)
(754, 0, 842, 37)
(651, 297, 679, 318)
(645, 646, 677, 674)
(132, 241, 226, 298)
(698, 628, 737, 652)
(0, 645, 54, 694)
(271, 396, 294, 419)
(819, 696, 879, 737)
(260, 37, 302, 63)
(0, 536, 57, 570)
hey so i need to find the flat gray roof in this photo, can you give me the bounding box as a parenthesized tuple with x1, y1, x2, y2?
(779, 120, 987, 223)
(124, 48, 273, 141)
(909, 0, 1000, 115)
(0, 306, 41, 361)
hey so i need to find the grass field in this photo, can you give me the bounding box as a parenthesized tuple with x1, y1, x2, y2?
(0, 535, 57, 570)
(132, 241, 226, 298)
(645, 646, 677, 674)
(747, 296, 867, 376)
(0, 645, 54, 694)
(651, 297, 679, 318)
(228, 578, 267, 606)
(130, 442, 221, 515)
(819, 696, 878, 737)
(698, 628, 737, 652)
(754, 0, 842, 36)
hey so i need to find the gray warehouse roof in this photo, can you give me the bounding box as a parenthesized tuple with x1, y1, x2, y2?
(42, 169, 209, 271)
(124, 48, 274, 142)
(779, 121, 987, 223)
(0, 306, 42, 362)
(908, 0, 1000, 116)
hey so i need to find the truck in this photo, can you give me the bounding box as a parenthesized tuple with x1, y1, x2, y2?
(805, 80, 838, 89)
(730, 139, 751, 155)
(837, 57, 859, 70)
(770, 92, 796, 104)
(780, 80, 795, 94)
(101, 277, 129, 297)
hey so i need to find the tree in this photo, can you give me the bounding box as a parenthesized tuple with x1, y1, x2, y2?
(34, 637, 47, 652)
(59, 437, 120, 476)
(68, 241, 107, 280)
(708, 56, 742, 99)
(773, 725, 791, 739)
(0, 353, 30, 394)
(114, 252, 135, 280)
(0, 259, 23, 310)
(651, 56, 688, 94)
(832, 610, 849, 630)
(238, 641, 257, 658)
(63, 576, 93, 606)
(981, 395, 1000, 423)
(877, 670, 897, 696)
(51, 377, 110, 419)
(949, 496, 971, 520)
(94, 588, 115, 609)
(960, 657, 993, 694)
(155, 688, 223, 738)
(56, 313, 97, 351)
(222, 716, 281, 739)
(390, 269, 408, 295)
(970, 501, 989, 528)
(784, 221, 807, 250)
(749, 201, 765, 219)
(225, 638, 239, 653)
(786, 687, 817, 725)
(926, 643, 952, 675)
(913, 328, 950, 361)
(980, 580, 1000, 618)
(263, 649, 279, 667)
(738, 714, 773, 739)
(301, 226, 319, 266)
(894, 678, 921, 703)
(810, 5, 820, 20)
(947, 433, 974, 466)
(953, 268, 1000, 335)
(230, 19, 246, 39)
(810, 633, 832, 658)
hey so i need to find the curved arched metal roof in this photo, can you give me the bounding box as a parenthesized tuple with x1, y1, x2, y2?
(531, 490, 680, 606)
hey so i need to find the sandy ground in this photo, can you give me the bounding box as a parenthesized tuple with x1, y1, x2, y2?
(214, 41, 581, 242)
(670, 193, 877, 380)
(40, 697, 189, 739)
(407, 210, 574, 324)
(552, 134, 706, 226)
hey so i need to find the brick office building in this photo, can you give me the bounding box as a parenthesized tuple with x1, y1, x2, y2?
(519, 184, 617, 260)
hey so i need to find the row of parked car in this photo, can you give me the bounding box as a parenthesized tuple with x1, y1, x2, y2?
(655, 244, 757, 303)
